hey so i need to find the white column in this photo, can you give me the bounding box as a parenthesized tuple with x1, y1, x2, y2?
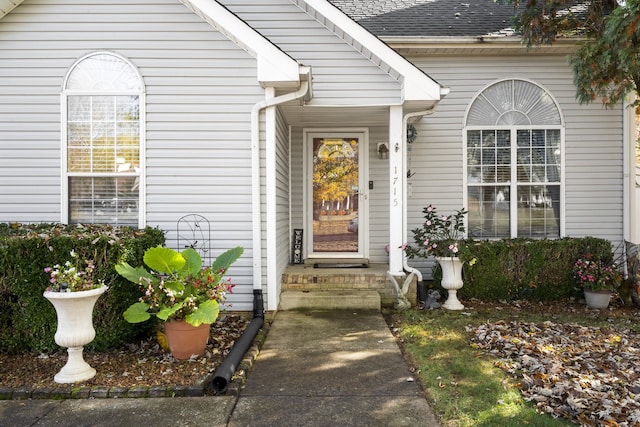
(389, 106, 404, 275)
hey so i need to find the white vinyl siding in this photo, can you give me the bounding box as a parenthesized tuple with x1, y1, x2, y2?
(222, 0, 402, 106)
(0, 0, 263, 310)
(272, 106, 290, 306)
(367, 126, 391, 261)
(290, 127, 305, 242)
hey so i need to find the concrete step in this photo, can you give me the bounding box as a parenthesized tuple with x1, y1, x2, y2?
(279, 290, 381, 311)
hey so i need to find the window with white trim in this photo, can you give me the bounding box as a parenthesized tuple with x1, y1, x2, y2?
(62, 52, 144, 227)
(465, 79, 563, 239)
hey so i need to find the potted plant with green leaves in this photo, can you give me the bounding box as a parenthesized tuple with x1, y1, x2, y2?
(115, 245, 243, 359)
(403, 204, 473, 310)
(43, 250, 108, 383)
(573, 254, 621, 309)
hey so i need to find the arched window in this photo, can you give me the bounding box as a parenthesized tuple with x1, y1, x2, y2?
(62, 52, 144, 227)
(464, 79, 563, 238)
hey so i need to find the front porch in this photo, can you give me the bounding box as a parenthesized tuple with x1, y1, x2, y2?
(279, 263, 417, 310)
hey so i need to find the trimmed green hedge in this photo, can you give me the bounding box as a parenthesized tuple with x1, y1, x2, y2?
(432, 237, 615, 301)
(0, 223, 165, 354)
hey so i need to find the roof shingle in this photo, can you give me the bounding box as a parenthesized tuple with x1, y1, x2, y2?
(329, 0, 519, 37)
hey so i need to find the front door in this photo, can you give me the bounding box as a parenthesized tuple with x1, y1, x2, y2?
(305, 130, 368, 259)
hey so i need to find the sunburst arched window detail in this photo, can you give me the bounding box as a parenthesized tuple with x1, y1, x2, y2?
(62, 52, 144, 227)
(465, 79, 563, 239)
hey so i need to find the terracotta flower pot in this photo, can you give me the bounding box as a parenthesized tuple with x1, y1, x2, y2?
(164, 321, 211, 360)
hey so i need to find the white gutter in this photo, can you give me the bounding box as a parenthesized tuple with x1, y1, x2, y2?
(251, 68, 311, 293)
(381, 36, 579, 56)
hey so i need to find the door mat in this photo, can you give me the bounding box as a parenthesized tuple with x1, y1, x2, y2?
(313, 263, 368, 269)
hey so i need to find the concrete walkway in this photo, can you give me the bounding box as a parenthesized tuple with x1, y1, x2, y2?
(228, 310, 439, 426)
(0, 310, 439, 427)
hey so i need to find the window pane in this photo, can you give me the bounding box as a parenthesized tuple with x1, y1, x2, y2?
(467, 185, 510, 238)
(92, 96, 114, 122)
(469, 130, 511, 184)
(517, 185, 560, 238)
(117, 96, 139, 121)
(69, 177, 139, 226)
(516, 127, 561, 184)
(93, 146, 116, 173)
(68, 96, 91, 121)
(68, 123, 91, 147)
(466, 79, 561, 126)
(547, 130, 561, 183)
(497, 130, 510, 147)
(67, 147, 91, 172)
(467, 131, 481, 180)
(65, 53, 142, 91)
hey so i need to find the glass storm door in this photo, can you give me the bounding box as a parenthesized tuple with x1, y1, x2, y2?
(307, 132, 367, 258)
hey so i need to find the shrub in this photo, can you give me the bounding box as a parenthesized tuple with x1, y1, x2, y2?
(0, 223, 165, 354)
(430, 237, 614, 301)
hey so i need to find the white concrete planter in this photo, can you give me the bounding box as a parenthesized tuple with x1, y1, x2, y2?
(436, 256, 465, 310)
(43, 286, 108, 383)
(583, 288, 611, 309)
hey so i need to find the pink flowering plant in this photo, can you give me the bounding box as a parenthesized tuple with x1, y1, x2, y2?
(116, 246, 243, 327)
(404, 204, 471, 260)
(44, 250, 104, 292)
(573, 254, 621, 292)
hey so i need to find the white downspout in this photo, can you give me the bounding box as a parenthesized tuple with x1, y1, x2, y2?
(623, 100, 632, 243)
(250, 72, 311, 298)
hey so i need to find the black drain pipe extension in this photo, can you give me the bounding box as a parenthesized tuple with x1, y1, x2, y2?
(209, 289, 265, 395)
(417, 280, 428, 309)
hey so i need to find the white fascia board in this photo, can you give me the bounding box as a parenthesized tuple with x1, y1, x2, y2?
(180, 0, 300, 88)
(0, 0, 24, 20)
(299, 0, 444, 102)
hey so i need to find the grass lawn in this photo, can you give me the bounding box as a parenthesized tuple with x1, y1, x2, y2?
(388, 298, 640, 427)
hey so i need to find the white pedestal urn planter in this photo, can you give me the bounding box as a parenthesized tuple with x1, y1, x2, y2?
(43, 286, 108, 383)
(436, 256, 465, 310)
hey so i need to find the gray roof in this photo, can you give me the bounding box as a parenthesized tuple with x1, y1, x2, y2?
(329, 0, 519, 37)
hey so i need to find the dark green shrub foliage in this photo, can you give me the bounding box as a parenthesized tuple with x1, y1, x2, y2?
(433, 237, 614, 301)
(0, 223, 165, 354)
